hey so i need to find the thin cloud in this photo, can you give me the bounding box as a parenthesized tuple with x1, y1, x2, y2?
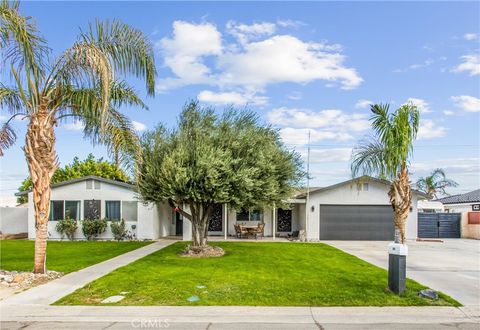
(355, 99, 373, 109)
(417, 119, 446, 140)
(451, 95, 480, 112)
(451, 55, 480, 76)
(404, 98, 432, 113)
(464, 33, 478, 41)
(63, 121, 84, 131)
(132, 121, 147, 132)
(198, 90, 268, 106)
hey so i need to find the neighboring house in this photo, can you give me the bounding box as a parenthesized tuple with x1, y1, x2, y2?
(418, 200, 444, 213)
(436, 189, 480, 213)
(18, 175, 427, 241)
(0, 206, 28, 237)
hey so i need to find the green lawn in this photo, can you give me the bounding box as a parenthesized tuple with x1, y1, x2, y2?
(56, 242, 459, 306)
(0, 240, 152, 274)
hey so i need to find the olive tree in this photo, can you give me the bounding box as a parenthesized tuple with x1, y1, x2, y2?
(137, 101, 304, 252)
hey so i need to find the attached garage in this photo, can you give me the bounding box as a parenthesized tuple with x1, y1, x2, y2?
(320, 205, 394, 240)
(297, 176, 427, 241)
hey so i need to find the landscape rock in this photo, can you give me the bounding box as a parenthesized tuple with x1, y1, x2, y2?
(419, 289, 439, 300)
(0, 269, 63, 291)
(101, 295, 125, 303)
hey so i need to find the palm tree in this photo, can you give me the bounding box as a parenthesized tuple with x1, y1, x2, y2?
(351, 103, 419, 244)
(0, 0, 155, 273)
(416, 168, 458, 200)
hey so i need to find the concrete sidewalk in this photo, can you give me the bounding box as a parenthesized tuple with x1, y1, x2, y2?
(0, 304, 479, 329)
(2, 239, 176, 306)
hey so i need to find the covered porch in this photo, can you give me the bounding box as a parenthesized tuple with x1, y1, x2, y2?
(176, 199, 306, 241)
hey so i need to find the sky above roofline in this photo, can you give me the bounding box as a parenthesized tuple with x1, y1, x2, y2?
(1, 1, 479, 206)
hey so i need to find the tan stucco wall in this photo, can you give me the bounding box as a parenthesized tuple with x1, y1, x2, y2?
(461, 212, 480, 239)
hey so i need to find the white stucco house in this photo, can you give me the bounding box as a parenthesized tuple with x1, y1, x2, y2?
(17, 175, 427, 241)
(16, 176, 169, 240)
(436, 189, 480, 213)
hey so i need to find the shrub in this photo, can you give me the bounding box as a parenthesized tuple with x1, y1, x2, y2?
(110, 219, 128, 241)
(55, 218, 78, 240)
(82, 219, 107, 240)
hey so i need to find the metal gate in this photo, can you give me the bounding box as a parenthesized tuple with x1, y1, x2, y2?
(418, 213, 461, 238)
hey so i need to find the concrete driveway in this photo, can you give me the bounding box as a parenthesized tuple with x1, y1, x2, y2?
(325, 239, 480, 306)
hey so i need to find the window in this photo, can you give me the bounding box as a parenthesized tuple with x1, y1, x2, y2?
(236, 208, 263, 221)
(357, 183, 369, 191)
(84, 200, 101, 220)
(236, 209, 249, 221)
(64, 201, 80, 220)
(49, 201, 64, 221)
(122, 201, 138, 221)
(86, 180, 93, 189)
(94, 180, 101, 190)
(105, 201, 121, 220)
(250, 209, 263, 221)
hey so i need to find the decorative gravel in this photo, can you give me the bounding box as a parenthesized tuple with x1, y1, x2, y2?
(0, 269, 63, 291)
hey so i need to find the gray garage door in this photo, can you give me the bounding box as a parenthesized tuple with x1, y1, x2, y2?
(320, 205, 394, 240)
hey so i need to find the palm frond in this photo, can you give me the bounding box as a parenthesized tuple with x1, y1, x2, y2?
(53, 80, 146, 118)
(82, 107, 140, 170)
(0, 83, 25, 114)
(51, 42, 113, 120)
(0, 0, 47, 81)
(358, 103, 420, 179)
(0, 121, 16, 156)
(79, 19, 156, 95)
(351, 139, 390, 180)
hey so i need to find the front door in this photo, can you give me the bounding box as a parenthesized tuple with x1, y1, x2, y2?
(277, 208, 292, 232)
(175, 212, 183, 236)
(208, 204, 223, 234)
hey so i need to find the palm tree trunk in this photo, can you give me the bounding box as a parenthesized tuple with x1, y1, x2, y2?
(24, 111, 58, 274)
(388, 165, 412, 244)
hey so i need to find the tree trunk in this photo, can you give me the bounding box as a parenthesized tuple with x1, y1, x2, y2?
(24, 111, 58, 274)
(388, 165, 412, 244)
(190, 203, 212, 250)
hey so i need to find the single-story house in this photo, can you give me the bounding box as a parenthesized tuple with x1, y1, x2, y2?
(436, 189, 480, 213)
(17, 175, 427, 241)
(418, 200, 444, 213)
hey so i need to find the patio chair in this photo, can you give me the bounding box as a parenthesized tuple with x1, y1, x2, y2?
(234, 224, 245, 238)
(255, 223, 265, 239)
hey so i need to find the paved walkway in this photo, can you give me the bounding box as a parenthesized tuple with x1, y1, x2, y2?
(2, 239, 176, 305)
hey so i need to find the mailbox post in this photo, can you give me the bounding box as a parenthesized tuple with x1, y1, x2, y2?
(388, 242, 408, 294)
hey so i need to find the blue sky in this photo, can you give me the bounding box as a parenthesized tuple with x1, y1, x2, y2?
(1, 1, 479, 205)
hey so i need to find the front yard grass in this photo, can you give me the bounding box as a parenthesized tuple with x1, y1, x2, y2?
(0, 240, 152, 273)
(56, 242, 460, 306)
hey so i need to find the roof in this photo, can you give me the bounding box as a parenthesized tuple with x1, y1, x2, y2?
(295, 175, 429, 199)
(15, 176, 135, 196)
(436, 189, 480, 205)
